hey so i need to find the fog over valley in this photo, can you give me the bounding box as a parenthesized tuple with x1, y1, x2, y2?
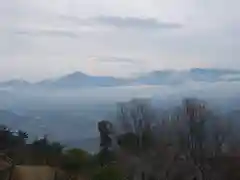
(0, 70, 240, 151)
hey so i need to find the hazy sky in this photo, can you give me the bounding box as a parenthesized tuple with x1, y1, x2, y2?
(0, 0, 239, 81)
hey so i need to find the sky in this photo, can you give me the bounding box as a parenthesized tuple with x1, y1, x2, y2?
(0, 0, 239, 81)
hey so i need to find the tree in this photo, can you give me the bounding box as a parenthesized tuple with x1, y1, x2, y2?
(0, 126, 29, 163)
(98, 120, 113, 150)
(30, 136, 65, 165)
(117, 132, 139, 153)
(17, 130, 28, 143)
(98, 120, 114, 166)
(0, 126, 14, 151)
(92, 165, 124, 180)
(31, 136, 49, 164)
(48, 141, 64, 166)
(183, 98, 209, 180)
(116, 99, 156, 151)
(61, 148, 90, 180)
(12, 130, 28, 164)
(115, 99, 159, 179)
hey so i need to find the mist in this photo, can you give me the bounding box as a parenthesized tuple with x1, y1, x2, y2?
(0, 81, 239, 147)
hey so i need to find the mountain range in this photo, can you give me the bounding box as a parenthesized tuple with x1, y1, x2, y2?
(1, 68, 240, 89)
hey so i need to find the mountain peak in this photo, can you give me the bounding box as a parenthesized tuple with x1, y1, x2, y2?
(63, 71, 89, 78)
(50, 71, 125, 87)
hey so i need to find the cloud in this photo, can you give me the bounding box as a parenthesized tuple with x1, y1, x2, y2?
(60, 15, 182, 30)
(93, 16, 182, 29)
(92, 56, 136, 64)
(0, 0, 239, 81)
(15, 29, 78, 38)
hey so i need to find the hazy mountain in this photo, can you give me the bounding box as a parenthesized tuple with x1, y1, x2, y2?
(0, 79, 30, 88)
(36, 71, 127, 88)
(1, 68, 240, 89)
(0, 110, 33, 130)
(134, 70, 184, 85)
(188, 68, 240, 82)
(135, 68, 240, 85)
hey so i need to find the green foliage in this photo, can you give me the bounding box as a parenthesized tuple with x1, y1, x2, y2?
(97, 149, 116, 166)
(117, 131, 155, 153)
(29, 136, 64, 165)
(117, 132, 139, 152)
(141, 131, 154, 151)
(50, 142, 64, 154)
(0, 128, 27, 150)
(0, 127, 29, 162)
(61, 148, 90, 173)
(92, 165, 124, 180)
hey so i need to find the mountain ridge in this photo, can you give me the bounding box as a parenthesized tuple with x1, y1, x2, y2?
(1, 68, 240, 88)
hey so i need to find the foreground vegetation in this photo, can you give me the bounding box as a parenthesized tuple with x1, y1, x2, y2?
(1, 98, 240, 180)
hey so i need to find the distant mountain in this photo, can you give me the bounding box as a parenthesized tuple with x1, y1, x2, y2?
(44, 68, 240, 87)
(1, 68, 240, 89)
(188, 68, 240, 82)
(0, 79, 30, 88)
(0, 110, 32, 130)
(36, 71, 128, 88)
(134, 68, 240, 85)
(134, 70, 184, 85)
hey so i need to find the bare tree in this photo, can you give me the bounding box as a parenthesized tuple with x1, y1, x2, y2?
(116, 99, 156, 151)
(183, 98, 209, 180)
